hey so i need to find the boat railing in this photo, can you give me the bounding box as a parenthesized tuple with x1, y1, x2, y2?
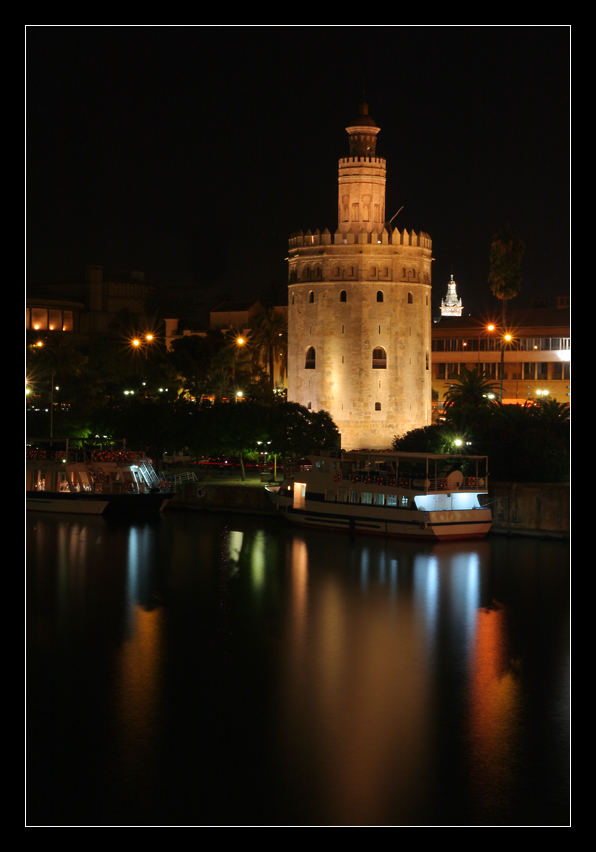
(171, 471, 199, 489)
(342, 473, 487, 492)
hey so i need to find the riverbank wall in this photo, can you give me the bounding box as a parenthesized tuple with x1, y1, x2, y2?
(166, 476, 569, 539)
(169, 479, 276, 516)
(488, 481, 569, 538)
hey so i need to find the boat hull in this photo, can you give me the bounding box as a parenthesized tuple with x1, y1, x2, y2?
(26, 490, 172, 516)
(267, 490, 491, 541)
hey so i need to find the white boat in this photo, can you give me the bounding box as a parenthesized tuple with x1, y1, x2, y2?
(26, 442, 173, 516)
(266, 450, 492, 541)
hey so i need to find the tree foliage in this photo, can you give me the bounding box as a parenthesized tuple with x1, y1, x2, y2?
(251, 308, 288, 388)
(393, 401, 569, 483)
(488, 224, 525, 317)
(443, 366, 500, 409)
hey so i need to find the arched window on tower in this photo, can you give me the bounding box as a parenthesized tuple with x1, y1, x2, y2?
(304, 267, 311, 280)
(376, 291, 384, 302)
(305, 347, 316, 369)
(340, 290, 347, 302)
(372, 347, 387, 369)
(408, 292, 413, 304)
(309, 291, 315, 303)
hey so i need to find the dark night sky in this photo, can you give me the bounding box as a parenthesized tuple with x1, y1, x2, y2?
(26, 25, 570, 315)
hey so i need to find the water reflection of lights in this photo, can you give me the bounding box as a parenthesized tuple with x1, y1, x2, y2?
(227, 529, 244, 563)
(359, 547, 370, 588)
(413, 549, 481, 647)
(250, 530, 267, 589)
(413, 554, 439, 633)
(226, 528, 268, 591)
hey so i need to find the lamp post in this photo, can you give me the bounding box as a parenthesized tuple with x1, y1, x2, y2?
(231, 336, 245, 393)
(478, 324, 496, 369)
(499, 331, 508, 400)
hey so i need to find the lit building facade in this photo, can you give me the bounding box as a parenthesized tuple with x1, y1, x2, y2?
(432, 305, 571, 407)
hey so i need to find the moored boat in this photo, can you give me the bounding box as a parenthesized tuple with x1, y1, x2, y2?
(26, 441, 173, 516)
(266, 450, 492, 541)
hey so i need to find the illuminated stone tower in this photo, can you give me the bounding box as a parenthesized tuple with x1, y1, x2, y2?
(287, 103, 433, 449)
(440, 275, 464, 317)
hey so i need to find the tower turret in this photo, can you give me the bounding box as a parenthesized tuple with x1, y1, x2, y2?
(338, 102, 386, 234)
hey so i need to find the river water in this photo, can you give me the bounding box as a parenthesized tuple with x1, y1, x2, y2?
(26, 509, 570, 826)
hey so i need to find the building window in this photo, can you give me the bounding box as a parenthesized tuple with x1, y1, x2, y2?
(30, 307, 48, 330)
(552, 362, 570, 380)
(309, 291, 314, 303)
(305, 347, 316, 369)
(523, 363, 536, 380)
(48, 310, 62, 331)
(537, 362, 549, 380)
(340, 290, 347, 302)
(426, 352, 429, 371)
(408, 292, 413, 304)
(372, 347, 387, 369)
(376, 291, 383, 302)
(375, 402, 381, 411)
(436, 363, 446, 380)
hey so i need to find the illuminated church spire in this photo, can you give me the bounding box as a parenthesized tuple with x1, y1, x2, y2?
(440, 275, 463, 317)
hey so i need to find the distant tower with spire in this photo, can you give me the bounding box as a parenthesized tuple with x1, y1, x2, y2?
(440, 275, 463, 317)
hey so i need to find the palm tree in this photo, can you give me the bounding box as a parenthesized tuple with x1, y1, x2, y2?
(488, 224, 525, 397)
(251, 308, 288, 388)
(443, 366, 500, 409)
(488, 224, 525, 317)
(534, 398, 570, 423)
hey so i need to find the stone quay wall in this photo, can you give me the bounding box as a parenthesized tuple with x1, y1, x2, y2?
(168, 479, 570, 538)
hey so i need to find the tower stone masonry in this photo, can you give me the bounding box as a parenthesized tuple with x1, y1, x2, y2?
(287, 103, 433, 449)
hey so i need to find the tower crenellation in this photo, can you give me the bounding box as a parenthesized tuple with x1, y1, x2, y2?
(287, 103, 433, 449)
